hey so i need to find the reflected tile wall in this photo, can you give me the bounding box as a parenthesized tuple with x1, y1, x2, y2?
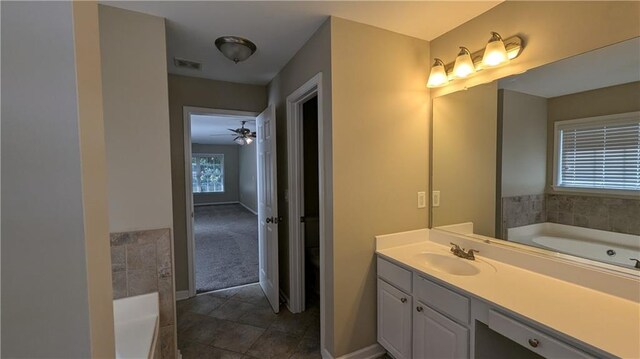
(501, 194, 546, 239)
(110, 228, 176, 359)
(546, 194, 640, 236)
(502, 193, 640, 238)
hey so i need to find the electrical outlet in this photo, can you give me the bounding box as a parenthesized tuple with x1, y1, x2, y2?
(417, 192, 426, 208)
(432, 191, 441, 207)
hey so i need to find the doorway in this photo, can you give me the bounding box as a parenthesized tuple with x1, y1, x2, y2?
(183, 107, 260, 295)
(286, 73, 325, 324)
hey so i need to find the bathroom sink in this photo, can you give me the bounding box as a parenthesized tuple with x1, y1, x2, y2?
(416, 252, 480, 276)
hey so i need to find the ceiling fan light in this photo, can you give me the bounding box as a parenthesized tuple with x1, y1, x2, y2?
(215, 36, 257, 64)
(427, 58, 449, 88)
(453, 47, 475, 78)
(482, 32, 509, 67)
(234, 137, 246, 145)
(245, 137, 253, 145)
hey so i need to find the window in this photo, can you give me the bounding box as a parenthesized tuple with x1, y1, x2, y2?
(554, 112, 640, 192)
(192, 154, 224, 193)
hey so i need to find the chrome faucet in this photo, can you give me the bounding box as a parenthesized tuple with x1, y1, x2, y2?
(450, 243, 478, 260)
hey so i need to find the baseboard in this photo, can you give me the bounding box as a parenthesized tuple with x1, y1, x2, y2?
(323, 344, 386, 359)
(193, 201, 239, 207)
(279, 288, 292, 312)
(175, 290, 190, 301)
(239, 201, 258, 215)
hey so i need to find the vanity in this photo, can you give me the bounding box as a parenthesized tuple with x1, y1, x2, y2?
(383, 36, 640, 359)
(375, 227, 640, 359)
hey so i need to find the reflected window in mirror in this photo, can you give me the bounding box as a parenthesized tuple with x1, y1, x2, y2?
(554, 112, 640, 193)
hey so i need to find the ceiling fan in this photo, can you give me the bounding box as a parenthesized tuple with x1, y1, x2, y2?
(209, 120, 256, 145)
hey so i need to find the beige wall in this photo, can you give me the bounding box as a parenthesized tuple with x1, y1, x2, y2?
(168, 75, 266, 291)
(100, 5, 173, 234)
(239, 142, 258, 212)
(430, 1, 640, 98)
(2, 2, 113, 356)
(330, 17, 430, 356)
(191, 144, 240, 204)
(432, 82, 497, 237)
(546, 81, 640, 191)
(266, 18, 334, 351)
(500, 90, 547, 198)
(73, 2, 115, 357)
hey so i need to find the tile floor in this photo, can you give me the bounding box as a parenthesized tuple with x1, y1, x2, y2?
(177, 283, 321, 359)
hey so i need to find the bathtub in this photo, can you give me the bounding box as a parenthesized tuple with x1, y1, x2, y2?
(508, 223, 640, 269)
(113, 292, 160, 359)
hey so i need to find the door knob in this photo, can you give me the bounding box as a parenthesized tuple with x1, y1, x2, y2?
(266, 217, 273, 223)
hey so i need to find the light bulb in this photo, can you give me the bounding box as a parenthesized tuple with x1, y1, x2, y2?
(453, 47, 475, 78)
(427, 59, 449, 88)
(482, 32, 508, 67)
(245, 137, 253, 145)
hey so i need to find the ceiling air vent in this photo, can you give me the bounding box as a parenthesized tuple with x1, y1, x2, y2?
(174, 57, 202, 71)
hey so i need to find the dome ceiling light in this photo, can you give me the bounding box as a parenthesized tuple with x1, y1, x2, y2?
(214, 36, 257, 64)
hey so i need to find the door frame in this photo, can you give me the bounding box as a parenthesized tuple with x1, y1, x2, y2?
(285, 72, 324, 312)
(183, 106, 259, 298)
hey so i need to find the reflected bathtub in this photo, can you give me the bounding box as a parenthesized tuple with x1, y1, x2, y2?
(507, 222, 640, 269)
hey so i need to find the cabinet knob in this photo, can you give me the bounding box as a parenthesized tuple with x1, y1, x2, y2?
(416, 306, 423, 312)
(528, 338, 540, 348)
(400, 297, 407, 303)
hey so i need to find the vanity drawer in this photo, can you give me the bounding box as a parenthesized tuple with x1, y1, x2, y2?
(488, 310, 595, 359)
(377, 257, 412, 293)
(414, 276, 469, 324)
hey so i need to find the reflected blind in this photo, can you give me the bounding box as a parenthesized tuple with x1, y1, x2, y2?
(557, 114, 640, 191)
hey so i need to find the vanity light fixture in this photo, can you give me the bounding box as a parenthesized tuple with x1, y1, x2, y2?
(426, 59, 449, 87)
(482, 32, 509, 67)
(215, 36, 257, 64)
(426, 32, 524, 88)
(453, 47, 475, 78)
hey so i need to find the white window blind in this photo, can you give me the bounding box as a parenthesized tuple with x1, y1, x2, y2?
(555, 112, 640, 191)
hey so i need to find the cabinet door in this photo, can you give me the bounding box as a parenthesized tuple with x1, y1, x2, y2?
(378, 279, 412, 359)
(413, 303, 469, 359)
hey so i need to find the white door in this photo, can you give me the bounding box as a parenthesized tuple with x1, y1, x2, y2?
(377, 279, 412, 359)
(413, 302, 469, 358)
(257, 105, 279, 313)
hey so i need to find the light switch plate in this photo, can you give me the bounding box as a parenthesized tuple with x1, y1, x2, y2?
(432, 191, 440, 207)
(417, 192, 426, 208)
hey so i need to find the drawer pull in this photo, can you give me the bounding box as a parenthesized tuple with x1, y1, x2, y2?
(416, 306, 424, 312)
(528, 338, 540, 348)
(400, 297, 407, 303)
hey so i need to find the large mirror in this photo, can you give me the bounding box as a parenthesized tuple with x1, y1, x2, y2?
(431, 37, 640, 271)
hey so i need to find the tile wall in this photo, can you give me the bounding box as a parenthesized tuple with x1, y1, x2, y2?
(501, 193, 640, 237)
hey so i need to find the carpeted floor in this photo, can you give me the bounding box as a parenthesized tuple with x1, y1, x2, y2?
(194, 204, 258, 293)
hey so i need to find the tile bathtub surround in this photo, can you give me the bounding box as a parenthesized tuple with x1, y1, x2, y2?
(501, 194, 546, 239)
(110, 228, 176, 359)
(546, 193, 640, 236)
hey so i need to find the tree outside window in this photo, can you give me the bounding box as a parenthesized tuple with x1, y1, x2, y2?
(192, 154, 224, 193)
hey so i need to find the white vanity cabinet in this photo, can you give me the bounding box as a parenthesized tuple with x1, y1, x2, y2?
(377, 257, 414, 359)
(413, 303, 469, 358)
(377, 256, 600, 359)
(377, 279, 413, 359)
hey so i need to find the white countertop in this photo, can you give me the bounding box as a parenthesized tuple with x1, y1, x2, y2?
(376, 237, 640, 358)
